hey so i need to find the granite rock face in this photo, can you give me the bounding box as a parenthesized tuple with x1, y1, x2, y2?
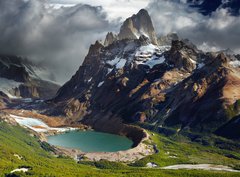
(104, 32, 118, 46)
(118, 9, 158, 45)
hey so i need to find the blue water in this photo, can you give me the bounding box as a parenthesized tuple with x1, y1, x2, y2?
(47, 131, 133, 152)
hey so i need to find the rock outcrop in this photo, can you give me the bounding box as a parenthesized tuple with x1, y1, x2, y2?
(118, 9, 158, 45)
(104, 32, 118, 46)
(165, 40, 199, 72)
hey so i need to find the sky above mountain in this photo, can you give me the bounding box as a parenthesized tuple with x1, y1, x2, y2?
(0, 0, 240, 83)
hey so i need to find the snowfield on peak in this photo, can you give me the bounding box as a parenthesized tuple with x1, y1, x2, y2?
(144, 56, 166, 69)
(105, 44, 170, 71)
(107, 57, 127, 69)
(135, 44, 157, 56)
(135, 44, 170, 68)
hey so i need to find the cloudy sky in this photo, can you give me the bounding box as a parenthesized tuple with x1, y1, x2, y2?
(0, 0, 240, 83)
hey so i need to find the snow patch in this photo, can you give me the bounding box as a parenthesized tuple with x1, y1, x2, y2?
(135, 44, 157, 57)
(145, 56, 165, 69)
(107, 57, 119, 66)
(107, 57, 127, 69)
(135, 44, 170, 68)
(10, 114, 77, 133)
(146, 162, 158, 168)
(197, 63, 205, 69)
(116, 58, 127, 69)
(11, 168, 29, 173)
(97, 81, 104, 87)
(88, 77, 92, 82)
(230, 60, 240, 68)
(107, 68, 113, 75)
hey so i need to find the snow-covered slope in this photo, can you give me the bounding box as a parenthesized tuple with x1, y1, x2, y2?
(104, 43, 170, 72)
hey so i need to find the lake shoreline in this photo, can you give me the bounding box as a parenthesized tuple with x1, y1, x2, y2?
(2, 110, 154, 162)
(52, 129, 154, 162)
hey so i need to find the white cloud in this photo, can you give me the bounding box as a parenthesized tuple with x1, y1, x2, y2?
(47, 0, 150, 21)
(207, 8, 235, 30)
(148, 0, 240, 53)
(147, 0, 202, 35)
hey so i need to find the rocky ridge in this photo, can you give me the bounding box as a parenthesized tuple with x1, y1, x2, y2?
(49, 9, 240, 141)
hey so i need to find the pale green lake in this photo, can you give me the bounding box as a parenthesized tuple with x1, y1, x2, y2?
(47, 131, 133, 152)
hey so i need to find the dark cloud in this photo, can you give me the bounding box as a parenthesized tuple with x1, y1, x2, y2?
(0, 0, 117, 83)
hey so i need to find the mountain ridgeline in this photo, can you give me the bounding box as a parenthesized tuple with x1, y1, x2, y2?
(50, 9, 240, 140)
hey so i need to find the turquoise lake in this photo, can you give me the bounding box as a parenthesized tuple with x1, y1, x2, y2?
(47, 131, 133, 152)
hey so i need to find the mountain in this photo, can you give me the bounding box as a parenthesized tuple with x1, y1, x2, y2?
(104, 9, 158, 46)
(187, 0, 240, 16)
(0, 55, 60, 100)
(50, 9, 240, 140)
(118, 9, 158, 45)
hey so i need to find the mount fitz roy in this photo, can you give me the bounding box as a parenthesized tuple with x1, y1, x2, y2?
(38, 9, 240, 140)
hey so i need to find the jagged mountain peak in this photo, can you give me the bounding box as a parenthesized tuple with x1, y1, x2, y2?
(104, 32, 118, 46)
(118, 9, 158, 45)
(164, 40, 199, 72)
(90, 40, 104, 52)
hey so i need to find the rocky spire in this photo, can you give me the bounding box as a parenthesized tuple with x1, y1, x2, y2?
(118, 9, 158, 45)
(166, 40, 198, 72)
(104, 32, 118, 46)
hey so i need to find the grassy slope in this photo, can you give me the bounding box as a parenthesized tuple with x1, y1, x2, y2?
(0, 121, 240, 177)
(132, 132, 240, 168)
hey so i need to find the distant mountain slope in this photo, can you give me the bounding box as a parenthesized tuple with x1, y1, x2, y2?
(0, 55, 60, 100)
